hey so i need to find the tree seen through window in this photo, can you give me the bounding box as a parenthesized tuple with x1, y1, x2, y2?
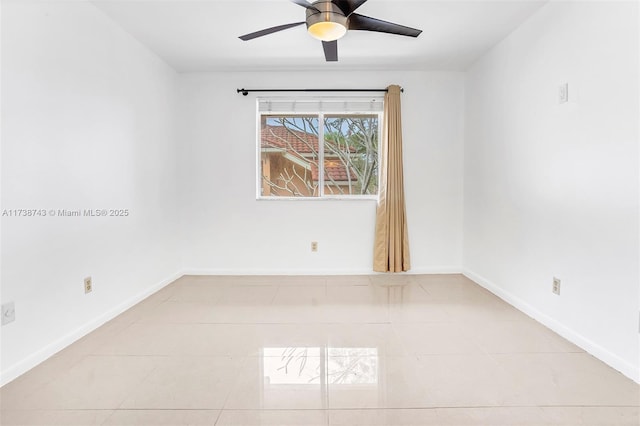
(260, 114, 379, 197)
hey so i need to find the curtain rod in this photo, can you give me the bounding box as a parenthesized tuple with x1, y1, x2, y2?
(237, 88, 402, 96)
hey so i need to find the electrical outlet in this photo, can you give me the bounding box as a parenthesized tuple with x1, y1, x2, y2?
(2, 302, 16, 326)
(552, 277, 561, 295)
(311, 241, 318, 252)
(84, 276, 92, 294)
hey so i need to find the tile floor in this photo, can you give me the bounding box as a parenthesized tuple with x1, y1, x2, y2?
(1, 274, 638, 425)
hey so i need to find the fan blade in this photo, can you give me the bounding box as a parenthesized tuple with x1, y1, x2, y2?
(322, 40, 338, 62)
(239, 22, 306, 41)
(348, 13, 422, 37)
(331, 0, 368, 16)
(290, 0, 320, 12)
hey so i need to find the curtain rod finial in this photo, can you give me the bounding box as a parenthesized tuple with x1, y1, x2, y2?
(237, 88, 249, 96)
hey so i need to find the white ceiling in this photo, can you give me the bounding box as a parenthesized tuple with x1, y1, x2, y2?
(91, 0, 547, 72)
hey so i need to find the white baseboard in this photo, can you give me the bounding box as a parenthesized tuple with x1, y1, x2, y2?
(0, 270, 184, 387)
(182, 267, 463, 276)
(463, 269, 640, 384)
(406, 267, 463, 275)
(183, 268, 373, 276)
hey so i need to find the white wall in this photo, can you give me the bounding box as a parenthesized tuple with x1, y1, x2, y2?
(463, 0, 639, 381)
(177, 71, 464, 274)
(5, 0, 635, 390)
(1, 1, 180, 384)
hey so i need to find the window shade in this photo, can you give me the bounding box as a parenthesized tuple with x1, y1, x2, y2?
(258, 98, 384, 114)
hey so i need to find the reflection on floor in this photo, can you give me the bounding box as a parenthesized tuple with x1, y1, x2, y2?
(262, 347, 378, 385)
(1, 274, 638, 425)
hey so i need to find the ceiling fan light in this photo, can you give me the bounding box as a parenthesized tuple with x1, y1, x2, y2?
(307, 21, 347, 41)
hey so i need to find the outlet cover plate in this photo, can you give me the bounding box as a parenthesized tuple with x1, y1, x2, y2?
(2, 302, 16, 325)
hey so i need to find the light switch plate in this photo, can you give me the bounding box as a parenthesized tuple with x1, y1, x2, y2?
(559, 83, 569, 103)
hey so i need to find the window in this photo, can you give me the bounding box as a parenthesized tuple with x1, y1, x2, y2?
(258, 98, 382, 199)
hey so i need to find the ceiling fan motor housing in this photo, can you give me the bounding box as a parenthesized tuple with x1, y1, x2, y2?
(306, 1, 348, 40)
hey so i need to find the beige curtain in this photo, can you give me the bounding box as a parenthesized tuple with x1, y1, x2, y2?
(373, 85, 410, 272)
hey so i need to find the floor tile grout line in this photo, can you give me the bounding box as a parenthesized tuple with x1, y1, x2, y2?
(217, 356, 252, 416)
(6, 404, 637, 412)
(109, 355, 168, 415)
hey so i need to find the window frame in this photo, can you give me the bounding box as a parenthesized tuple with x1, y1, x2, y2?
(256, 97, 383, 201)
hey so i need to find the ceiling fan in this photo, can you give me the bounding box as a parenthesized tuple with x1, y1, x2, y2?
(238, 0, 422, 62)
